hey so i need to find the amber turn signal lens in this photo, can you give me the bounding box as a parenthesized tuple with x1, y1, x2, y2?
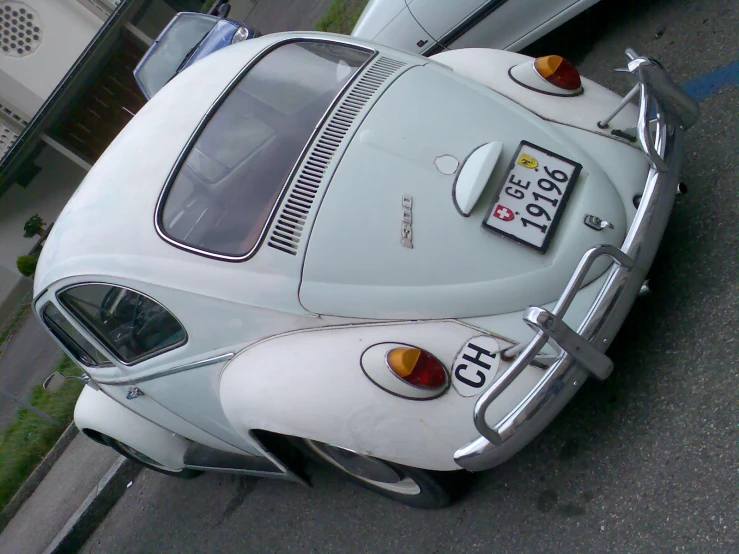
(386, 347, 447, 389)
(534, 55, 582, 91)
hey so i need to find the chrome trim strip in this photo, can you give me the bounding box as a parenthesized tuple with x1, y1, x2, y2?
(95, 353, 234, 385)
(161, 352, 234, 374)
(420, 0, 510, 56)
(153, 38, 377, 263)
(93, 382, 260, 459)
(454, 49, 699, 471)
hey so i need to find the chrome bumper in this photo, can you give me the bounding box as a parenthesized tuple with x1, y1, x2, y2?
(455, 49, 700, 472)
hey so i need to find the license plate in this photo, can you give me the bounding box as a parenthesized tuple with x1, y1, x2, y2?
(483, 141, 582, 253)
(451, 335, 502, 398)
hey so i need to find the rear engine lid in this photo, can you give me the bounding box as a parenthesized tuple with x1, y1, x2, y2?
(299, 64, 626, 319)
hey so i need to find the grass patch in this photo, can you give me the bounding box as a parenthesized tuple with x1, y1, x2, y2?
(201, 0, 217, 14)
(314, 0, 369, 35)
(0, 356, 82, 511)
(0, 303, 31, 358)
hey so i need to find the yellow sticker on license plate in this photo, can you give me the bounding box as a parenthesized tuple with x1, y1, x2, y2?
(517, 153, 539, 168)
(483, 141, 582, 253)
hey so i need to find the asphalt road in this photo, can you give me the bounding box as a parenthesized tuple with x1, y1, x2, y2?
(84, 0, 738, 552)
(242, 0, 334, 34)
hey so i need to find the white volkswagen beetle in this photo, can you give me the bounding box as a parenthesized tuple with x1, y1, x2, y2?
(352, 0, 603, 57)
(36, 31, 698, 508)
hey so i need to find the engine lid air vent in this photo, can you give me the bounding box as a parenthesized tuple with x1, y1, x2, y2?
(268, 56, 407, 255)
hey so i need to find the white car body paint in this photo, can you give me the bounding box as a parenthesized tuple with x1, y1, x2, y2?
(298, 63, 628, 318)
(100, 381, 250, 455)
(135, 363, 263, 455)
(74, 386, 191, 469)
(29, 32, 660, 476)
(219, 321, 541, 471)
(352, 0, 435, 56)
(429, 49, 639, 136)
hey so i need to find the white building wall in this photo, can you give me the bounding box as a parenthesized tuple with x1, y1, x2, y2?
(0, 145, 86, 305)
(0, 0, 103, 117)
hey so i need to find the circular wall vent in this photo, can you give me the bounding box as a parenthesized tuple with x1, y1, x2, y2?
(1, 1, 42, 57)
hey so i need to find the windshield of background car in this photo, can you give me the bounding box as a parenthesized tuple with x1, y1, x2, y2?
(58, 284, 187, 364)
(42, 303, 112, 368)
(136, 13, 218, 98)
(158, 40, 372, 259)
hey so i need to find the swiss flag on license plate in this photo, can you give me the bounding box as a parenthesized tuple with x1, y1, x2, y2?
(492, 204, 514, 221)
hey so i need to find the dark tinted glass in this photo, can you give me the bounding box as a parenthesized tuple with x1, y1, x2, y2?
(42, 303, 112, 367)
(160, 41, 371, 258)
(59, 285, 186, 364)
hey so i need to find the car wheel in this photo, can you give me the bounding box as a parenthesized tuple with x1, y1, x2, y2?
(102, 436, 201, 479)
(300, 439, 470, 509)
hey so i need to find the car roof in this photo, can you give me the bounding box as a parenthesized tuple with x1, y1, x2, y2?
(34, 33, 299, 304)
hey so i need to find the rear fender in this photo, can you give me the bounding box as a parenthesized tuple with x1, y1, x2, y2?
(219, 321, 542, 471)
(75, 385, 190, 469)
(430, 49, 640, 138)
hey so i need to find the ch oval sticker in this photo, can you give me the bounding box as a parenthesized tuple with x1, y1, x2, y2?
(451, 336, 502, 397)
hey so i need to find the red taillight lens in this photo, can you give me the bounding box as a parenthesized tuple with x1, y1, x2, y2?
(386, 347, 447, 389)
(534, 55, 582, 91)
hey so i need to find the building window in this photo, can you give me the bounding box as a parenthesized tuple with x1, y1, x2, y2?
(0, 1, 42, 58)
(0, 122, 18, 159)
(0, 101, 28, 126)
(76, 0, 120, 22)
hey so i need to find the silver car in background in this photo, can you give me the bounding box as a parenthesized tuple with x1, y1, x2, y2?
(352, 0, 602, 56)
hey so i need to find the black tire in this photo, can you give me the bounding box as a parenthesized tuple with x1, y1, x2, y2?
(296, 439, 471, 509)
(102, 435, 201, 479)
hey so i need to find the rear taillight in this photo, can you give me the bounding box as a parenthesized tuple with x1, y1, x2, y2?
(509, 55, 583, 96)
(361, 342, 449, 400)
(533, 55, 582, 91)
(386, 347, 447, 389)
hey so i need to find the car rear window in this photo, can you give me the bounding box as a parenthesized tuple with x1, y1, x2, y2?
(158, 40, 372, 259)
(58, 284, 187, 364)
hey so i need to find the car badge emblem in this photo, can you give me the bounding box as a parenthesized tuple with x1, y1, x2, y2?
(492, 204, 515, 221)
(517, 154, 538, 169)
(401, 194, 413, 249)
(583, 214, 615, 231)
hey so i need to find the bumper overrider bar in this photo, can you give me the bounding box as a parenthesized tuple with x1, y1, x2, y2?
(455, 49, 700, 472)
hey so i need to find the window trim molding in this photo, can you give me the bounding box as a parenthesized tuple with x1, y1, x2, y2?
(56, 282, 188, 366)
(153, 37, 376, 263)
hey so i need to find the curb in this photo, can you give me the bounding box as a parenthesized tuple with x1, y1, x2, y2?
(44, 456, 143, 554)
(0, 424, 79, 534)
